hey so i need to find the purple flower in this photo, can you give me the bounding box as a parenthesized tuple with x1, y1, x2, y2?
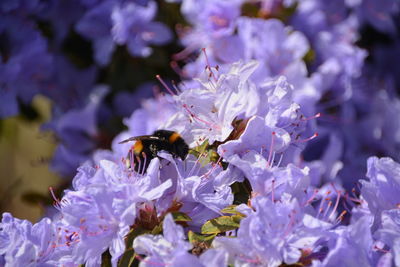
(164, 60, 263, 146)
(133, 213, 199, 266)
(56, 157, 172, 265)
(155, 152, 237, 229)
(0, 213, 59, 266)
(133, 213, 227, 266)
(312, 216, 376, 267)
(214, 195, 329, 266)
(361, 157, 400, 231)
(376, 209, 400, 266)
(217, 75, 312, 172)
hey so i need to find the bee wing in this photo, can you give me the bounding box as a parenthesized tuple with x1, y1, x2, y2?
(118, 135, 160, 144)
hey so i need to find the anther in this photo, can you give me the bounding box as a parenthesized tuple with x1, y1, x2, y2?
(300, 113, 321, 121)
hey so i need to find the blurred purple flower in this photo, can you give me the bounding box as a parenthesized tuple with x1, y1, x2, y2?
(77, 0, 171, 65)
(111, 0, 172, 57)
(75, 0, 115, 65)
(44, 86, 108, 176)
(352, 0, 399, 34)
(0, 15, 52, 118)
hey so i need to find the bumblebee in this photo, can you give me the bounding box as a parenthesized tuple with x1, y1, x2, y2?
(119, 130, 189, 173)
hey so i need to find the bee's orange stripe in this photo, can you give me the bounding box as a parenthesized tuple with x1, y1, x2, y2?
(169, 132, 181, 143)
(133, 140, 143, 155)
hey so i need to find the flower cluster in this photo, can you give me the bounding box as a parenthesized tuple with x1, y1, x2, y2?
(1, 0, 400, 267)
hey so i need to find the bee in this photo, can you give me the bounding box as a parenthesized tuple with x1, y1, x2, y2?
(119, 130, 189, 173)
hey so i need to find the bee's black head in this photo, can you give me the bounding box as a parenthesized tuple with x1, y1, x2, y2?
(174, 138, 189, 160)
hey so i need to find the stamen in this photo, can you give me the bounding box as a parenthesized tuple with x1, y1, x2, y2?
(373, 245, 390, 253)
(335, 210, 347, 224)
(270, 152, 276, 167)
(304, 189, 319, 207)
(271, 179, 275, 202)
(141, 152, 147, 176)
(237, 254, 262, 264)
(275, 153, 283, 168)
(49, 187, 60, 204)
(300, 113, 321, 121)
(267, 132, 276, 167)
(283, 210, 296, 237)
(49, 187, 63, 210)
(182, 104, 220, 130)
(317, 192, 330, 218)
(136, 155, 142, 174)
(201, 48, 217, 82)
(156, 75, 176, 96)
(171, 80, 181, 95)
(188, 151, 206, 177)
(323, 201, 333, 218)
(294, 133, 319, 143)
(202, 151, 224, 179)
(342, 193, 353, 212)
(328, 190, 341, 220)
(130, 149, 134, 171)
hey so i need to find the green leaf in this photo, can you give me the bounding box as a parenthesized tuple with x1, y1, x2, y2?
(151, 224, 163, 235)
(117, 248, 136, 267)
(171, 211, 192, 222)
(189, 140, 220, 166)
(220, 205, 245, 216)
(188, 231, 216, 245)
(201, 215, 243, 235)
(189, 140, 209, 156)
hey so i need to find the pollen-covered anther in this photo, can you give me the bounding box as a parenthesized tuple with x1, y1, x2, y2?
(294, 132, 319, 143)
(300, 112, 321, 121)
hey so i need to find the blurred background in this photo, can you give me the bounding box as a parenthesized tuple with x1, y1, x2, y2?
(0, 0, 186, 221)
